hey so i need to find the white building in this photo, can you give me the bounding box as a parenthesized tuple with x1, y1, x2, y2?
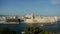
(6, 16, 17, 19)
(24, 14, 34, 23)
(0, 16, 6, 23)
(24, 14, 57, 24)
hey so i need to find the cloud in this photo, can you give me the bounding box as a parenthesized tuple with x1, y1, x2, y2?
(51, 0, 60, 5)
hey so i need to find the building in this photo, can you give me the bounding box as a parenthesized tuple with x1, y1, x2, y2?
(0, 16, 6, 23)
(24, 14, 57, 24)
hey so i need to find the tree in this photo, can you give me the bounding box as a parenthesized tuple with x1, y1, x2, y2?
(24, 26, 49, 34)
(0, 27, 16, 34)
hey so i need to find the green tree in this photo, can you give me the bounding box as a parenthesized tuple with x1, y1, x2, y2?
(0, 27, 16, 34)
(24, 26, 50, 34)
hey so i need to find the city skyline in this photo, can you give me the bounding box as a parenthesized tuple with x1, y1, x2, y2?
(0, 0, 60, 16)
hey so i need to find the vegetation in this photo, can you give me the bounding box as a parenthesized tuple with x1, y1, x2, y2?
(24, 26, 51, 34)
(0, 27, 16, 34)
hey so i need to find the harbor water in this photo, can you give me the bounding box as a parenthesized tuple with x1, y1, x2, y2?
(0, 21, 60, 34)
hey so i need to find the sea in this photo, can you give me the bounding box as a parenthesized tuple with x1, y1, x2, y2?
(0, 21, 60, 34)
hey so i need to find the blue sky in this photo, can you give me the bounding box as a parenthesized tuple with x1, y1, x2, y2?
(0, 0, 60, 16)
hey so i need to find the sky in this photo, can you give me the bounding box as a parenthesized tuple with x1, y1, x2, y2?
(0, 0, 60, 16)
